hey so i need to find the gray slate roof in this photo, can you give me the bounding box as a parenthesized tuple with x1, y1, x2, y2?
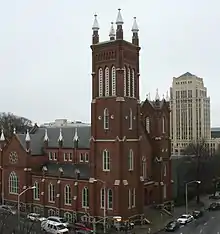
(178, 72, 194, 78)
(16, 126, 91, 156)
(42, 162, 90, 180)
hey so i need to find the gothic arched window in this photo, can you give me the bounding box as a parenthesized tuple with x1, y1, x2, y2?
(98, 68, 103, 97)
(104, 108, 109, 130)
(111, 66, 116, 96)
(124, 66, 127, 96)
(132, 69, 135, 97)
(9, 171, 18, 194)
(127, 68, 131, 97)
(105, 67, 109, 96)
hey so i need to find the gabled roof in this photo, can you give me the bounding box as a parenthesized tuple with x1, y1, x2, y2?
(16, 126, 91, 156)
(178, 72, 194, 78)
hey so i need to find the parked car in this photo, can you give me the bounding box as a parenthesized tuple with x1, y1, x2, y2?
(47, 216, 69, 227)
(209, 195, 220, 200)
(208, 202, 220, 211)
(41, 220, 69, 234)
(0, 205, 16, 215)
(165, 221, 180, 232)
(192, 210, 203, 219)
(74, 222, 93, 233)
(27, 213, 47, 222)
(177, 214, 194, 225)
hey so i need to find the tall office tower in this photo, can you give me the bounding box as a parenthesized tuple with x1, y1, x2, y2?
(170, 72, 211, 154)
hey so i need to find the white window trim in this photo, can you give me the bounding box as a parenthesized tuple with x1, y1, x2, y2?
(68, 153, 73, 161)
(82, 187, 89, 208)
(84, 153, 89, 162)
(124, 66, 127, 96)
(49, 152, 53, 160)
(128, 189, 131, 209)
(48, 183, 55, 203)
(64, 185, 71, 206)
(53, 152, 57, 161)
(98, 68, 103, 97)
(104, 108, 109, 130)
(132, 69, 135, 97)
(33, 181, 40, 200)
(127, 68, 131, 97)
(128, 149, 134, 171)
(64, 153, 67, 161)
(102, 150, 110, 171)
(80, 153, 84, 162)
(132, 188, 136, 208)
(107, 189, 113, 210)
(64, 212, 73, 223)
(111, 66, 116, 96)
(100, 188, 105, 209)
(129, 109, 133, 130)
(146, 117, 150, 133)
(9, 171, 18, 195)
(105, 67, 109, 96)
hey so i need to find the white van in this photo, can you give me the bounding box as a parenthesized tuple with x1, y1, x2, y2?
(41, 220, 69, 234)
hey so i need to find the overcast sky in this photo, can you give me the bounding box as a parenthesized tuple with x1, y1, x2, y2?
(0, 0, 219, 126)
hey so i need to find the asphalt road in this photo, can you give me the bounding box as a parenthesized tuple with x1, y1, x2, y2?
(159, 210, 220, 234)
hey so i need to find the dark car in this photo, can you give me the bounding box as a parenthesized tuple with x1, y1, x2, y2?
(192, 210, 203, 219)
(209, 195, 220, 200)
(208, 202, 220, 211)
(165, 221, 180, 232)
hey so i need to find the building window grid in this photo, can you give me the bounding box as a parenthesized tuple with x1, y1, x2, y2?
(33, 181, 40, 200)
(105, 67, 109, 96)
(128, 149, 134, 171)
(111, 66, 116, 96)
(128, 189, 131, 209)
(100, 188, 105, 209)
(129, 109, 133, 130)
(124, 66, 127, 96)
(127, 68, 131, 97)
(131, 69, 135, 97)
(84, 153, 89, 162)
(48, 183, 55, 203)
(146, 117, 150, 133)
(64, 212, 73, 223)
(53, 152, 57, 161)
(9, 171, 18, 194)
(98, 68, 103, 97)
(102, 149, 110, 171)
(107, 189, 113, 210)
(64, 185, 72, 205)
(49, 152, 53, 160)
(82, 187, 89, 208)
(104, 108, 109, 130)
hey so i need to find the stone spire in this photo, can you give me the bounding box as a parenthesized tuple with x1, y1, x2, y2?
(131, 17, 139, 46)
(92, 14, 99, 44)
(44, 128, 49, 142)
(116, 9, 123, 39)
(109, 22, 115, 40)
(0, 129, 5, 141)
(155, 88, 160, 100)
(25, 129, 30, 142)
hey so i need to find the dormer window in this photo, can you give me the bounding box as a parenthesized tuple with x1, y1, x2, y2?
(162, 116, 165, 133)
(146, 117, 150, 133)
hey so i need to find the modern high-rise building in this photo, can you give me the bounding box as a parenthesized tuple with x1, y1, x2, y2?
(170, 72, 211, 154)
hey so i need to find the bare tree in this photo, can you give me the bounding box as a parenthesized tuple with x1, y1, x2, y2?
(0, 112, 33, 138)
(183, 139, 210, 203)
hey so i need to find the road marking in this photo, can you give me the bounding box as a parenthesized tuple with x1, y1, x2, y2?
(211, 216, 215, 219)
(204, 222, 207, 226)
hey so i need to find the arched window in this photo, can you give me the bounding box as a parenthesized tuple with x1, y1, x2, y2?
(162, 116, 165, 133)
(107, 189, 113, 210)
(132, 69, 135, 97)
(128, 149, 134, 171)
(102, 150, 110, 171)
(48, 183, 55, 202)
(111, 66, 116, 96)
(129, 108, 133, 130)
(82, 187, 89, 208)
(64, 185, 71, 205)
(103, 108, 109, 130)
(146, 117, 150, 133)
(33, 181, 40, 200)
(48, 209, 56, 216)
(127, 68, 131, 97)
(64, 212, 73, 223)
(124, 66, 127, 96)
(9, 171, 18, 194)
(98, 68, 103, 97)
(100, 188, 105, 208)
(105, 67, 109, 96)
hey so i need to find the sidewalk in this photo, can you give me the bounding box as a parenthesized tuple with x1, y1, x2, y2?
(133, 195, 211, 234)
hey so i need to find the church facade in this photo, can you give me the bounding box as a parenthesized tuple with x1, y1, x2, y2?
(0, 9, 172, 224)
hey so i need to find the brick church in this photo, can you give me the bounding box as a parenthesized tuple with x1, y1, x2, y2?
(0, 9, 172, 224)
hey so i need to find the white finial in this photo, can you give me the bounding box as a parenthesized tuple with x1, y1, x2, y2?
(92, 14, 99, 31)
(131, 17, 139, 32)
(109, 22, 115, 37)
(116, 8, 123, 25)
(58, 128, 63, 142)
(146, 93, 149, 99)
(155, 88, 160, 100)
(74, 128, 79, 141)
(25, 129, 31, 142)
(13, 128, 16, 134)
(44, 128, 49, 141)
(0, 129, 5, 141)
(166, 91, 169, 101)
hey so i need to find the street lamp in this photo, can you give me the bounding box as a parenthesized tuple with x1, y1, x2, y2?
(89, 178, 106, 234)
(185, 180, 201, 214)
(17, 186, 36, 228)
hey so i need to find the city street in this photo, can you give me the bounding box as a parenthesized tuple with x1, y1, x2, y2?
(159, 210, 220, 234)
